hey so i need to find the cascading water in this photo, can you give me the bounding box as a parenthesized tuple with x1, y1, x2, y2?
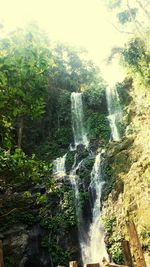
(53, 154, 66, 176)
(106, 86, 122, 141)
(80, 152, 108, 264)
(52, 91, 108, 265)
(71, 92, 89, 149)
(70, 92, 108, 265)
(69, 155, 83, 211)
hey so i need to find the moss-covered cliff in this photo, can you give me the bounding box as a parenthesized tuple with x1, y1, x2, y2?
(101, 82, 150, 266)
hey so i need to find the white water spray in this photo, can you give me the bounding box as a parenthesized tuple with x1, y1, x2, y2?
(81, 152, 108, 264)
(71, 92, 89, 148)
(106, 86, 122, 141)
(69, 156, 83, 209)
(53, 91, 108, 265)
(53, 154, 66, 176)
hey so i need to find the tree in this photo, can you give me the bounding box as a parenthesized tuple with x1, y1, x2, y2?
(0, 24, 53, 148)
(49, 43, 101, 92)
(122, 35, 150, 87)
(0, 24, 105, 158)
(103, 0, 150, 36)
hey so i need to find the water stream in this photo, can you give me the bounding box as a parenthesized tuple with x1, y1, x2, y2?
(71, 92, 89, 149)
(106, 86, 122, 141)
(69, 155, 82, 214)
(81, 152, 108, 264)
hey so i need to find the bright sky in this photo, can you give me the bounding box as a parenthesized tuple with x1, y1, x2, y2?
(0, 0, 126, 86)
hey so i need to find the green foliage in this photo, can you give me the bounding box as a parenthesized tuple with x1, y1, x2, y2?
(61, 191, 77, 226)
(82, 85, 110, 143)
(103, 216, 116, 235)
(102, 216, 124, 264)
(104, 0, 149, 35)
(117, 8, 137, 24)
(123, 38, 146, 69)
(50, 43, 101, 92)
(49, 245, 71, 266)
(65, 151, 76, 173)
(79, 158, 94, 184)
(0, 24, 52, 149)
(17, 211, 36, 225)
(83, 83, 106, 111)
(40, 190, 77, 231)
(79, 191, 90, 210)
(0, 207, 37, 232)
(0, 22, 132, 266)
(116, 78, 132, 107)
(4, 256, 16, 267)
(86, 113, 110, 141)
(140, 229, 150, 251)
(41, 237, 71, 266)
(102, 139, 132, 202)
(38, 188, 77, 266)
(0, 148, 52, 184)
(122, 36, 150, 87)
(102, 179, 115, 201)
(36, 193, 47, 205)
(0, 24, 103, 156)
(23, 191, 32, 198)
(32, 107, 72, 160)
(109, 240, 124, 264)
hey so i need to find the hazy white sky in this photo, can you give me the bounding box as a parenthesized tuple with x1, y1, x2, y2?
(0, 0, 126, 85)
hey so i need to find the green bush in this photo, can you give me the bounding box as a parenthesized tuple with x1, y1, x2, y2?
(0, 148, 52, 184)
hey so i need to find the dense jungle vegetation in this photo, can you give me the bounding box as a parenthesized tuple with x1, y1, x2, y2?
(0, 0, 150, 266)
(0, 24, 109, 267)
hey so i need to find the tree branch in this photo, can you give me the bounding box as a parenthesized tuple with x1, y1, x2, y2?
(126, 0, 144, 36)
(135, 0, 150, 20)
(0, 208, 17, 218)
(110, 22, 133, 35)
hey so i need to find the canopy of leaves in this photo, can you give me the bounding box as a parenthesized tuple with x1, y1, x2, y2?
(103, 0, 150, 35)
(117, 8, 137, 24)
(0, 148, 52, 184)
(122, 34, 150, 87)
(0, 24, 103, 154)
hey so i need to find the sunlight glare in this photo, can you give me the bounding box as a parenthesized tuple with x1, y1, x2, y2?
(0, 0, 126, 85)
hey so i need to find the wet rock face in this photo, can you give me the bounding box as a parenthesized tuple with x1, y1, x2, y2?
(3, 226, 28, 265)
(101, 90, 150, 265)
(1, 145, 105, 267)
(1, 177, 79, 267)
(3, 224, 52, 267)
(20, 224, 52, 267)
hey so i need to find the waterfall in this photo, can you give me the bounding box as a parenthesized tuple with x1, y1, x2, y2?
(70, 92, 108, 265)
(71, 92, 89, 149)
(106, 86, 122, 141)
(69, 155, 83, 213)
(80, 152, 108, 264)
(52, 90, 108, 265)
(53, 154, 66, 176)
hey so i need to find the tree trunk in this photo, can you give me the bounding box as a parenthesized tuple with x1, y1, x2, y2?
(122, 240, 134, 267)
(18, 117, 23, 148)
(127, 221, 147, 267)
(0, 240, 4, 267)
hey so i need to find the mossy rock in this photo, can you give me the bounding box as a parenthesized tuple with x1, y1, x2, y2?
(76, 145, 89, 163)
(65, 150, 76, 173)
(78, 157, 95, 188)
